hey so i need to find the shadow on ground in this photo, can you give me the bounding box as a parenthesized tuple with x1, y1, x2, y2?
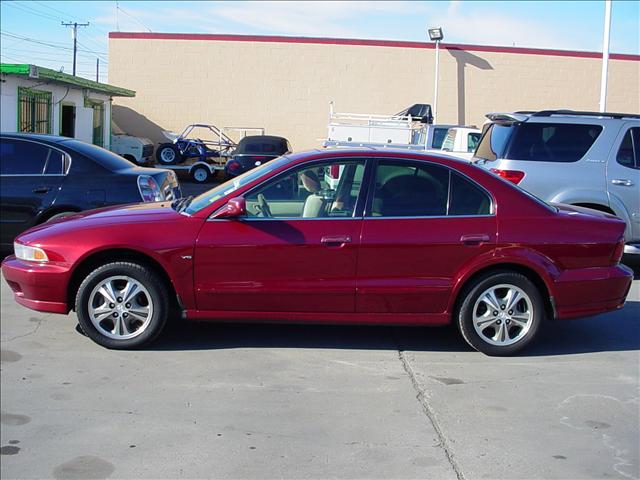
(147, 300, 639, 357)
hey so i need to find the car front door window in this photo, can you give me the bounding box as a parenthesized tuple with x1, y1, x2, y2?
(244, 160, 365, 219)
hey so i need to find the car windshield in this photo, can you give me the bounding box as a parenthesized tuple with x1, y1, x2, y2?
(62, 139, 137, 171)
(183, 155, 292, 215)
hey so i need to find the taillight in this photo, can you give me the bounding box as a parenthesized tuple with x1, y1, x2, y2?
(137, 175, 163, 202)
(611, 237, 625, 265)
(227, 161, 241, 172)
(490, 168, 525, 184)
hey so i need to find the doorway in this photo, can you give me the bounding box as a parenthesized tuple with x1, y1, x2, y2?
(60, 103, 75, 138)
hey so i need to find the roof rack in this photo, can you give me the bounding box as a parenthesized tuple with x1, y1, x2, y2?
(520, 110, 640, 120)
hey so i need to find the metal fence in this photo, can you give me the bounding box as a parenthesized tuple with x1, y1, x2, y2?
(18, 87, 52, 134)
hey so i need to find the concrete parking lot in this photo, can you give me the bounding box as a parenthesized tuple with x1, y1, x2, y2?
(1, 251, 638, 479)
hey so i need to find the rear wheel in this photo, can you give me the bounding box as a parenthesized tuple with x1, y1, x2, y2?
(457, 271, 543, 356)
(156, 144, 182, 165)
(75, 262, 169, 349)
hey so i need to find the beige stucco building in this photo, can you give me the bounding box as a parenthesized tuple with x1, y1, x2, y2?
(108, 32, 640, 150)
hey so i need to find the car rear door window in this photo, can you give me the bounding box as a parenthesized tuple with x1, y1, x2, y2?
(616, 127, 639, 169)
(505, 123, 602, 162)
(0, 139, 49, 175)
(370, 162, 449, 217)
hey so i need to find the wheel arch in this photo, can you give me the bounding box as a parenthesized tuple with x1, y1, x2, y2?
(36, 206, 82, 224)
(450, 262, 556, 322)
(67, 247, 181, 313)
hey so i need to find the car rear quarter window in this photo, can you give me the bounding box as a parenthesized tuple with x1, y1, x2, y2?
(44, 149, 65, 174)
(474, 124, 513, 161)
(449, 173, 491, 215)
(616, 127, 639, 169)
(505, 123, 602, 162)
(0, 138, 49, 175)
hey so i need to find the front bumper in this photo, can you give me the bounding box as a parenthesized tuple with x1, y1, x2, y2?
(1, 256, 71, 314)
(553, 263, 634, 319)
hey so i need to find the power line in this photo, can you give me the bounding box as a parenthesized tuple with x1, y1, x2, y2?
(0, 31, 107, 55)
(116, 4, 152, 32)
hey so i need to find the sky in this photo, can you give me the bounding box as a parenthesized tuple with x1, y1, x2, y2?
(1, 0, 638, 84)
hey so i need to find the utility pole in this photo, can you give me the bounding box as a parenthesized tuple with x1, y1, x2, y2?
(599, 0, 612, 112)
(61, 21, 89, 76)
(96, 58, 99, 82)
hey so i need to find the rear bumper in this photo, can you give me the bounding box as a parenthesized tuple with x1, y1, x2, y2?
(553, 264, 633, 319)
(1, 256, 71, 314)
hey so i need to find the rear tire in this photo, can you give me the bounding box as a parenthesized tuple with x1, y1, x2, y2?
(75, 262, 169, 349)
(456, 271, 543, 356)
(156, 144, 182, 165)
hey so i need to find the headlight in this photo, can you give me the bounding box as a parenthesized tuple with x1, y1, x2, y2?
(137, 175, 163, 202)
(14, 242, 48, 262)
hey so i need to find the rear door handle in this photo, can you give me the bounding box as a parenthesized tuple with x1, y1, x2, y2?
(460, 234, 490, 245)
(32, 186, 50, 194)
(321, 235, 352, 246)
(611, 179, 634, 186)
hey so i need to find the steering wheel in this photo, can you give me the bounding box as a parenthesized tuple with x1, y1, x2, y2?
(257, 193, 272, 218)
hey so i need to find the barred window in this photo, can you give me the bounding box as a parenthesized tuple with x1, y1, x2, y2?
(18, 87, 52, 134)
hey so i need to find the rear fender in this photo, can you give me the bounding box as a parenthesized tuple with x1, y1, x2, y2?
(549, 189, 610, 208)
(447, 247, 559, 315)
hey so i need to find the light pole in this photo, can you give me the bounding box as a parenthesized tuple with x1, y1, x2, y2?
(428, 27, 444, 124)
(599, 0, 612, 112)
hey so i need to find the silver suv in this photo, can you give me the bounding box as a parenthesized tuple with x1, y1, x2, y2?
(473, 110, 640, 254)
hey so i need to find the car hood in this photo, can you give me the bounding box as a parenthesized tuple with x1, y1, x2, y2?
(19, 202, 186, 241)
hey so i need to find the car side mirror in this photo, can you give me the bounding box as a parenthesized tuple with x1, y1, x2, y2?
(213, 197, 246, 219)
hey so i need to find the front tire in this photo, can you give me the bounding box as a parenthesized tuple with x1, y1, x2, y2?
(456, 271, 544, 356)
(75, 262, 169, 349)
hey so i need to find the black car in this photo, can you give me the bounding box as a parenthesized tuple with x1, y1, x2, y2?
(224, 135, 291, 177)
(0, 133, 181, 250)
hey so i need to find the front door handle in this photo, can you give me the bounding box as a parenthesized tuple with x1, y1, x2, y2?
(460, 234, 490, 245)
(321, 235, 352, 246)
(32, 186, 50, 194)
(611, 179, 634, 187)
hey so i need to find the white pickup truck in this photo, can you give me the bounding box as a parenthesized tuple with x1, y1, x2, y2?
(110, 134, 155, 165)
(436, 127, 482, 160)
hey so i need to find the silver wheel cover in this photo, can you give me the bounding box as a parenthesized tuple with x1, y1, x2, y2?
(472, 284, 533, 347)
(160, 148, 175, 162)
(193, 168, 207, 181)
(87, 276, 154, 340)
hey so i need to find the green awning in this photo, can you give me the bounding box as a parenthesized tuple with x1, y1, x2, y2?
(0, 63, 135, 97)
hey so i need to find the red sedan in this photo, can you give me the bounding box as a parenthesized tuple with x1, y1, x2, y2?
(2, 149, 633, 355)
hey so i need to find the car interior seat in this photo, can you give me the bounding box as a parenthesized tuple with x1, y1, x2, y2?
(301, 170, 327, 217)
(375, 175, 446, 217)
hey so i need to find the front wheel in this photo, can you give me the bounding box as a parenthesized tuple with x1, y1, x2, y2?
(456, 272, 544, 356)
(75, 262, 169, 349)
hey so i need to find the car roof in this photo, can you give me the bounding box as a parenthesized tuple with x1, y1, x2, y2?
(486, 110, 640, 125)
(286, 147, 473, 167)
(0, 132, 74, 144)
